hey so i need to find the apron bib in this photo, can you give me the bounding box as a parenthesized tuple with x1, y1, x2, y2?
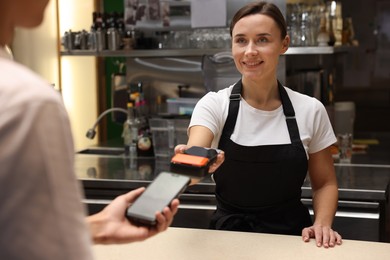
(210, 80, 312, 235)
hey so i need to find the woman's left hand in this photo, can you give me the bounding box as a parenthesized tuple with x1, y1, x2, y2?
(302, 225, 342, 248)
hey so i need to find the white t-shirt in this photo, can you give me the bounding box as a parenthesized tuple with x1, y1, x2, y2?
(0, 47, 93, 259)
(189, 84, 337, 158)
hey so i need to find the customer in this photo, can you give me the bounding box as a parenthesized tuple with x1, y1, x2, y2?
(175, 1, 342, 248)
(0, 0, 178, 259)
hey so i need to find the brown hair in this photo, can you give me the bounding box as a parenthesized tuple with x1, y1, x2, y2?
(230, 1, 287, 39)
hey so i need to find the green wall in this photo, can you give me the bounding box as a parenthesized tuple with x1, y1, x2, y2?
(104, 0, 125, 140)
(104, 0, 124, 13)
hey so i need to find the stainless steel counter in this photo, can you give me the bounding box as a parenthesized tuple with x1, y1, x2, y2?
(76, 155, 390, 198)
(75, 151, 390, 242)
(76, 131, 390, 242)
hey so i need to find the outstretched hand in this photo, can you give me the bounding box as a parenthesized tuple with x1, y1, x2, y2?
(87, 187, 179, 244)
(174, 144, 225, 173)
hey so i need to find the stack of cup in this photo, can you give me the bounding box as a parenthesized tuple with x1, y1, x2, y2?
(334, 101, 355, 163)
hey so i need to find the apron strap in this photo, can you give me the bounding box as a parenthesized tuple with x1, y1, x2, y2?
(218, 80, 302, 148)
(277, 81, 301, 145)
(218, 79, 242, 149)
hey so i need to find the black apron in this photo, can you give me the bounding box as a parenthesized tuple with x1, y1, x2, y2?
(210, 80, 312, 236)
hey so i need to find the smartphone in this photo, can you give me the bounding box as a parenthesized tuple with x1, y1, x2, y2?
(126, 172, 190, 226)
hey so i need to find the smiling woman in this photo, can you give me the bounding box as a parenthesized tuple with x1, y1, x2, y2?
(177, 1, 342, 249)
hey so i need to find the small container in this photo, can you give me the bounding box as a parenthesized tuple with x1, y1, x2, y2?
(107, 26, 120, 51)
(149, 118, 190, 157)
(333, 101, 355, 163)
(79, 30, 89, 50)
(334, 101, 355, 137)
(96, 27, 107, 51)
(166, 98, 199, 115)
(337, 133, 353, 163)
(88, 26, 97, 50)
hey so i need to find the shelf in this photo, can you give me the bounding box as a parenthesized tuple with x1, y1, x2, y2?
(60, 49, 231, 58)
(60, 46, 353, 58)
(285, 46, 352, 55)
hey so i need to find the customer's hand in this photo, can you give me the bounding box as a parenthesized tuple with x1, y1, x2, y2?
(174, 144, 225, 173)
(87, 187, 179, 244)
(302, 225, 342, 248)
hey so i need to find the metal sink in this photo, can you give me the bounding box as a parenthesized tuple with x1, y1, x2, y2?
(77, 147, 125, 156)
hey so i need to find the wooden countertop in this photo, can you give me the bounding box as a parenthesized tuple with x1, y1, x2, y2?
(92, 227, 390, 260)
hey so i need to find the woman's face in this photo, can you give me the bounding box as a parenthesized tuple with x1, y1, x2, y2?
(231, 14, 289, 82)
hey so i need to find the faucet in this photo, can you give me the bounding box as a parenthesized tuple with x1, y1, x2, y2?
(86, 106, 140, 157)
(86, 107, 129, 139)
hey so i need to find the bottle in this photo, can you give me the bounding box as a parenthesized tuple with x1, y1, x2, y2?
(317, 15, 330, 47)
(326, 1, 342, 46)
(107, 23, 119, 51)
(88, 25, 97, 50)
(79, 29, 89, 50)
(96, 22, 107, 51)
(342, 17, 356, 46)
(134, 104, 154, 157)
(327, 17, 336, 46)
(122, 103, 138, 157)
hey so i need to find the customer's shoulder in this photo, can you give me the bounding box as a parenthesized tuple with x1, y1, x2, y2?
(0, 59, 61, 105)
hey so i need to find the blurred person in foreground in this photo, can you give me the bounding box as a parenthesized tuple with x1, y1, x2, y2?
(0, 0, 179, 259)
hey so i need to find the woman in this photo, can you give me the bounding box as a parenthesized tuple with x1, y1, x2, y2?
(176, 1, 342, 248)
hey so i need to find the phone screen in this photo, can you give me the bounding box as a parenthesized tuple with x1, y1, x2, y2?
(126, 172, 190, 225)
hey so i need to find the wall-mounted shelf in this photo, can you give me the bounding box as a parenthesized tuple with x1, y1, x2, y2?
(285, 46, 352, 55)
(60, 49, 230, 57)
(60, 46, 352, 58)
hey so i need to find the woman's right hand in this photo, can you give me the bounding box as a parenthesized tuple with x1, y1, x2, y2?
(174, 144, 225, 173)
